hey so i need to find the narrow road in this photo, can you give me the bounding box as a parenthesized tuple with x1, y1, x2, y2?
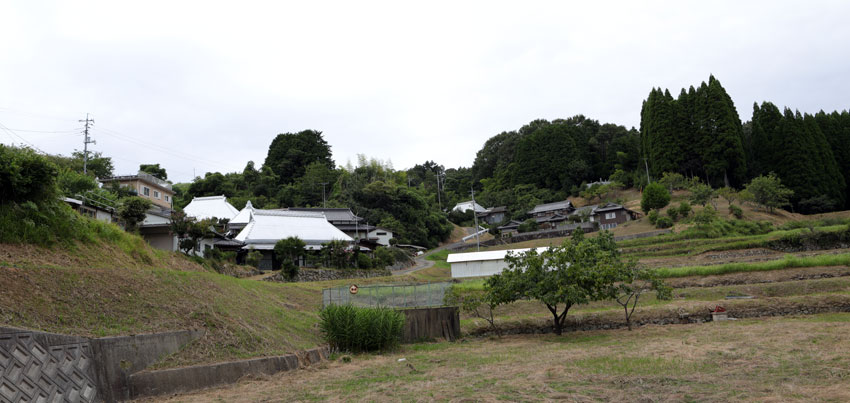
(393, 238, 479, 276)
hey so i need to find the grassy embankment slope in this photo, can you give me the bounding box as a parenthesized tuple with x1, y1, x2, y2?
(0, 202, 455, 366)
(0, 202, 329, 366)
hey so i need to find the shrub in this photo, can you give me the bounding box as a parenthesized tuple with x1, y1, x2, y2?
(447, 209, 475, 226)
(647, 209, 659, 225)
(117, 196, 152, 232)
(666, 207, 679, 221)
(745, 173, 793, 213)
(319, 305, 405, 353)
(245, 249, 263, 268)
(692, 206, 717, 226)
(641, 182, 670, 213)
(274, 236, 305, 270)
(655, 216, 673, 229)
(722, 205, 742, 222)
(356, 253, 373, 269)
(677, 201, 692, 218)
(0, 145, 59, 204)
(517, 218, 539, 233)
(688, 181, 716, 206)
(374, 247, 395, 268)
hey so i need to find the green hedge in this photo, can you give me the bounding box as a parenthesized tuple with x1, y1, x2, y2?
(319, 304, 405, 353)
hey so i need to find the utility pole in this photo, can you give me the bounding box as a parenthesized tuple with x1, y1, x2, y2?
(471, 186, 480, 252)
(644, 158, 651, 184)
(436, 174, 442, 211)
(79, 114, 95, 174)
(319, 182, 328, 208)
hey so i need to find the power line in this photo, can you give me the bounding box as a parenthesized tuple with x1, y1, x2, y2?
(0, 121, 48, 154)
(93, 126, 229, 170)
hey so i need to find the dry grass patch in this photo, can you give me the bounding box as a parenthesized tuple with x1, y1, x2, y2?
(150, 313, 850, 402)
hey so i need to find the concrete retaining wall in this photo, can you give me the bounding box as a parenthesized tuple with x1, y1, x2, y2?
(399, 306, 460, 343)
(0, 327, 202, 403)
(90, 329, 204, 402)
(264, 268, 391, 283)
(0, 327, 98, 403)
(128, 346, 329, 400)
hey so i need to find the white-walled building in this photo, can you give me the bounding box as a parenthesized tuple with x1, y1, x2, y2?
(368, 227, 393, 246)
(447, 247, 547, 278)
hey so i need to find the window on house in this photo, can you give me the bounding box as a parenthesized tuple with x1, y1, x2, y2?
(154, 190, 160, 199)
(165, 195, 170, 202)
(376, 232, 387, 236)
(605, 212, 616, 220)
(143, 187, 150, 196)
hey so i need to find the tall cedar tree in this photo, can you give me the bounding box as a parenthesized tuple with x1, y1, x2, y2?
(640, 76, 746, 187)
(749, 104, 846, 212)
(815, 111, 850, 209)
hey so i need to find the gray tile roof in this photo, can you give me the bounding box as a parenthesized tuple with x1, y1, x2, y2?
(528, 200, 574, 215)
(287, 208, 363, 222)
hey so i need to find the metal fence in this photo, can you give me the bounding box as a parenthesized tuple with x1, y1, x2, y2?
(322, 282, 454, 308)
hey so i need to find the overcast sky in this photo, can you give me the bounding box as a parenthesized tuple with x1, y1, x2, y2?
(1, 1, 848, 183)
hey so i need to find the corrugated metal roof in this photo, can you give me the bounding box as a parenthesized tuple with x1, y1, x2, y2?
(234, 210, 352, 245)
(446, 247, 549, 263)
(183, 195, 239, 221)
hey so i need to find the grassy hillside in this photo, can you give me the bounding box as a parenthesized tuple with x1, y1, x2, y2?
(0, 203, 327, 366)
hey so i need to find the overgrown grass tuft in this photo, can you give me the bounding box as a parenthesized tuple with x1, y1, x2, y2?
(319, 304, 405, 353)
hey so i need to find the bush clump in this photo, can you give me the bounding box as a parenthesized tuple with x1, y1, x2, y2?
(647, 209, 659, 225)
(319, 304, 405, 353)
(641, 182, 671, 213)
(677, 201, 692, 218)
(729, 204, 744, 219)
(666, 207, 679, 221)
(655, 216, 673, 229)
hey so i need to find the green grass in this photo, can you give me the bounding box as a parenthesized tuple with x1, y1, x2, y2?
(426, 249, 450, 269)
(654, 252, 850, 278)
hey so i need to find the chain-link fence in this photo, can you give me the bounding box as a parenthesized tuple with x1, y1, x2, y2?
(322, 282, 454, 308)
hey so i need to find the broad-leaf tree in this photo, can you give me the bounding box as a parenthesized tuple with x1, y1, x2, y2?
(486, 232, 625, 335)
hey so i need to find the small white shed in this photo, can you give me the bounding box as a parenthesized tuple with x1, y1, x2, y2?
(447, 247, 547, 278)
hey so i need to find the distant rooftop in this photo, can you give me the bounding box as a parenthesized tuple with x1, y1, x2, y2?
(287, 207, 362, 222)
(528, 200, 573, 215)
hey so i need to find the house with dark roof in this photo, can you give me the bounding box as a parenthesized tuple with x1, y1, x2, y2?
(528, 200, 574, 218)
(568, 202, 639, 230)
(477, 206, 507, 225)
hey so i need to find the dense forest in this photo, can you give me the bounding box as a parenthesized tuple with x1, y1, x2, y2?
(640, 75, 850, 213)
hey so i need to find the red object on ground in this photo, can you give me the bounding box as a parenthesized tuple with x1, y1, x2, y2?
(712, 305, 726, 313)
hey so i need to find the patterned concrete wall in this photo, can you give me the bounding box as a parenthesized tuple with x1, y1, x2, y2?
(0, 329, 97, 402)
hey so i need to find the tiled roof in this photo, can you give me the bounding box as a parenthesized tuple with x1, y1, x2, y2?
(528, 200, 573, 214)
(234, 210, 352, 246)
(183, 195, 239, 221)
(287, 208, 362, 222)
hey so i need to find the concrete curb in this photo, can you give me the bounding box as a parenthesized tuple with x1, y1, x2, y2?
(128, 346, 329, 400)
